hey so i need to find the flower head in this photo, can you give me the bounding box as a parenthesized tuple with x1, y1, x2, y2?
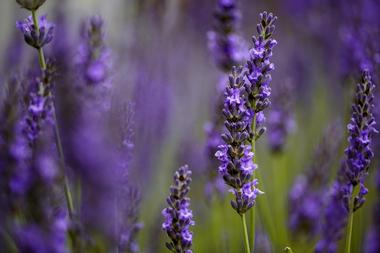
(16, 0, 47, 11)
(162, 165, 194, 253)
(16, 15, 54, 49)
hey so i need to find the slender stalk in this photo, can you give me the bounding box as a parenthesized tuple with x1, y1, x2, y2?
(250, 114, 257, 252)
(242, 214, 251, 253)
(345, 193, 355, 253)
(31, 9, 74, 220)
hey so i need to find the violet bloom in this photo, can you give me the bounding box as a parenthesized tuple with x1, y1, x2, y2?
(16, 15, 55, 49)
(162, 165, 194, 253)
(268, 79, 295, 153)
(289, 122, 342, 237)
(208, 0, 246, 72)
(22, 63, 55, 146)
(215, 67, 262, 215)
(76, 15, 111, 86)
(245, 11, 277, 118)
(343, 70, 377, 208)
(316, 70, 377, 253)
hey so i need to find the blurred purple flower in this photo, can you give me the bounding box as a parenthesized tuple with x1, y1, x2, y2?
(16, 15, 55, 49)
(76, 15, 111, 86)
(289, 122, 342, 237)
(208, 0, 246, 72)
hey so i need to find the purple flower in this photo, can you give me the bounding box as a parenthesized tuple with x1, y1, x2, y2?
(215, 67, 261, 215)
(289, 122, 342, 237)
(208, 0, 246, 72)
(16, 15, 55, 49)
(76, 15, 111, 86)
(316, 70, 377, 252)
(162, 165, 194, 253)
(245, 12, 277, 116)
(268, 79, 296, 152)
(343, 70, 377, 208)
(16, 0, 47, 11)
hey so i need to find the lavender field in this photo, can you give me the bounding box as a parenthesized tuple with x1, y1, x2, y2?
(0, 0, 379, 252)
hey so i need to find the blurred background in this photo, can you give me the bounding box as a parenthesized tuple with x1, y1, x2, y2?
(1, 0, 379, 252)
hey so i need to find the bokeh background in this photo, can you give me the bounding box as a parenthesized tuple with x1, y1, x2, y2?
(1, 0, 379, 252)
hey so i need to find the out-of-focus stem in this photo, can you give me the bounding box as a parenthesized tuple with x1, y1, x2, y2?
(31, 10, 46, 70)
(242, 214, 251, 253)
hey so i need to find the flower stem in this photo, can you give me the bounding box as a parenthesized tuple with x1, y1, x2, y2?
(31, 9, 74, 219)
(345, 190, 356, 253)
(242, 214, 251, 253)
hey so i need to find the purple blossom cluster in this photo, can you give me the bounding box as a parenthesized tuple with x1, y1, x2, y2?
(316, 70, 377, 253)
(162, 165, 194, 253)
(16, 15, 55, 49)
(208, 0, 246, 72)
(76, 15, 111, 86)
(215, 67, 262, 214)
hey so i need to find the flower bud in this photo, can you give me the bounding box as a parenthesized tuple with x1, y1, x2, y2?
(16, 0, 47, 11)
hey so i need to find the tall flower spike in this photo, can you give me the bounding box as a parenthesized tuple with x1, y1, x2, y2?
(16, 15, 55, 49)
(16, 0, 47, 11)
(245, 11, 277, 122)
(215, 66, 261, 215)
(343, 70, 377, 209)
(162, 165, 194, 253)
(208, 0, 246, 72)
(316, 70, 377, 253)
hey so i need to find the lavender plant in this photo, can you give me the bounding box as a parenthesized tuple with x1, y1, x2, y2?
(162, 165, 194, 253)
(316, 70, 377, 253)
(216, 11, 277, 252)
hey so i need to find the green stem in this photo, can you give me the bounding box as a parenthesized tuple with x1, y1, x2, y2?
(345, 194, 355, 253)
(250, 114, 257, 252)
(31, 7, 75, 226)
(242, 214, 251, 253)
(284, 247, 293, 253)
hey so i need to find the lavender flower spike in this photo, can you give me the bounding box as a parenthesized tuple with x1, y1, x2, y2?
(208, 0, 246, 72)
(316, 70, 377, 253)
(162, 165, 194, 253)
(245, 11, 277, 119)
(215, 67, 262, 215)
(16, 15, 55, 49)
(343, 70, 377, 209)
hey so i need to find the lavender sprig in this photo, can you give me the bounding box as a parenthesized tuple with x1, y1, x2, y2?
(316, 70, 377, 253)
(162, 165, 194, 253)
(215, 67, 261, 215)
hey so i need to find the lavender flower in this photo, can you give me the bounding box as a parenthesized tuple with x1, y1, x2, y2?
(76, 15, 111, 86)
(245, 11, 277, 118)
(343, 70, 377, 208)
(289, 122, 342, 237)
(215, 67, 261, 215)
(16, 0, 47, 11)
(208, 0, 246, 72)
(16, 15, 55, 49)
(268, 79, 295, 153)
(316, 70, 377, 252)
(162, 165, 194, 253)
(22, 63, 55, 146)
